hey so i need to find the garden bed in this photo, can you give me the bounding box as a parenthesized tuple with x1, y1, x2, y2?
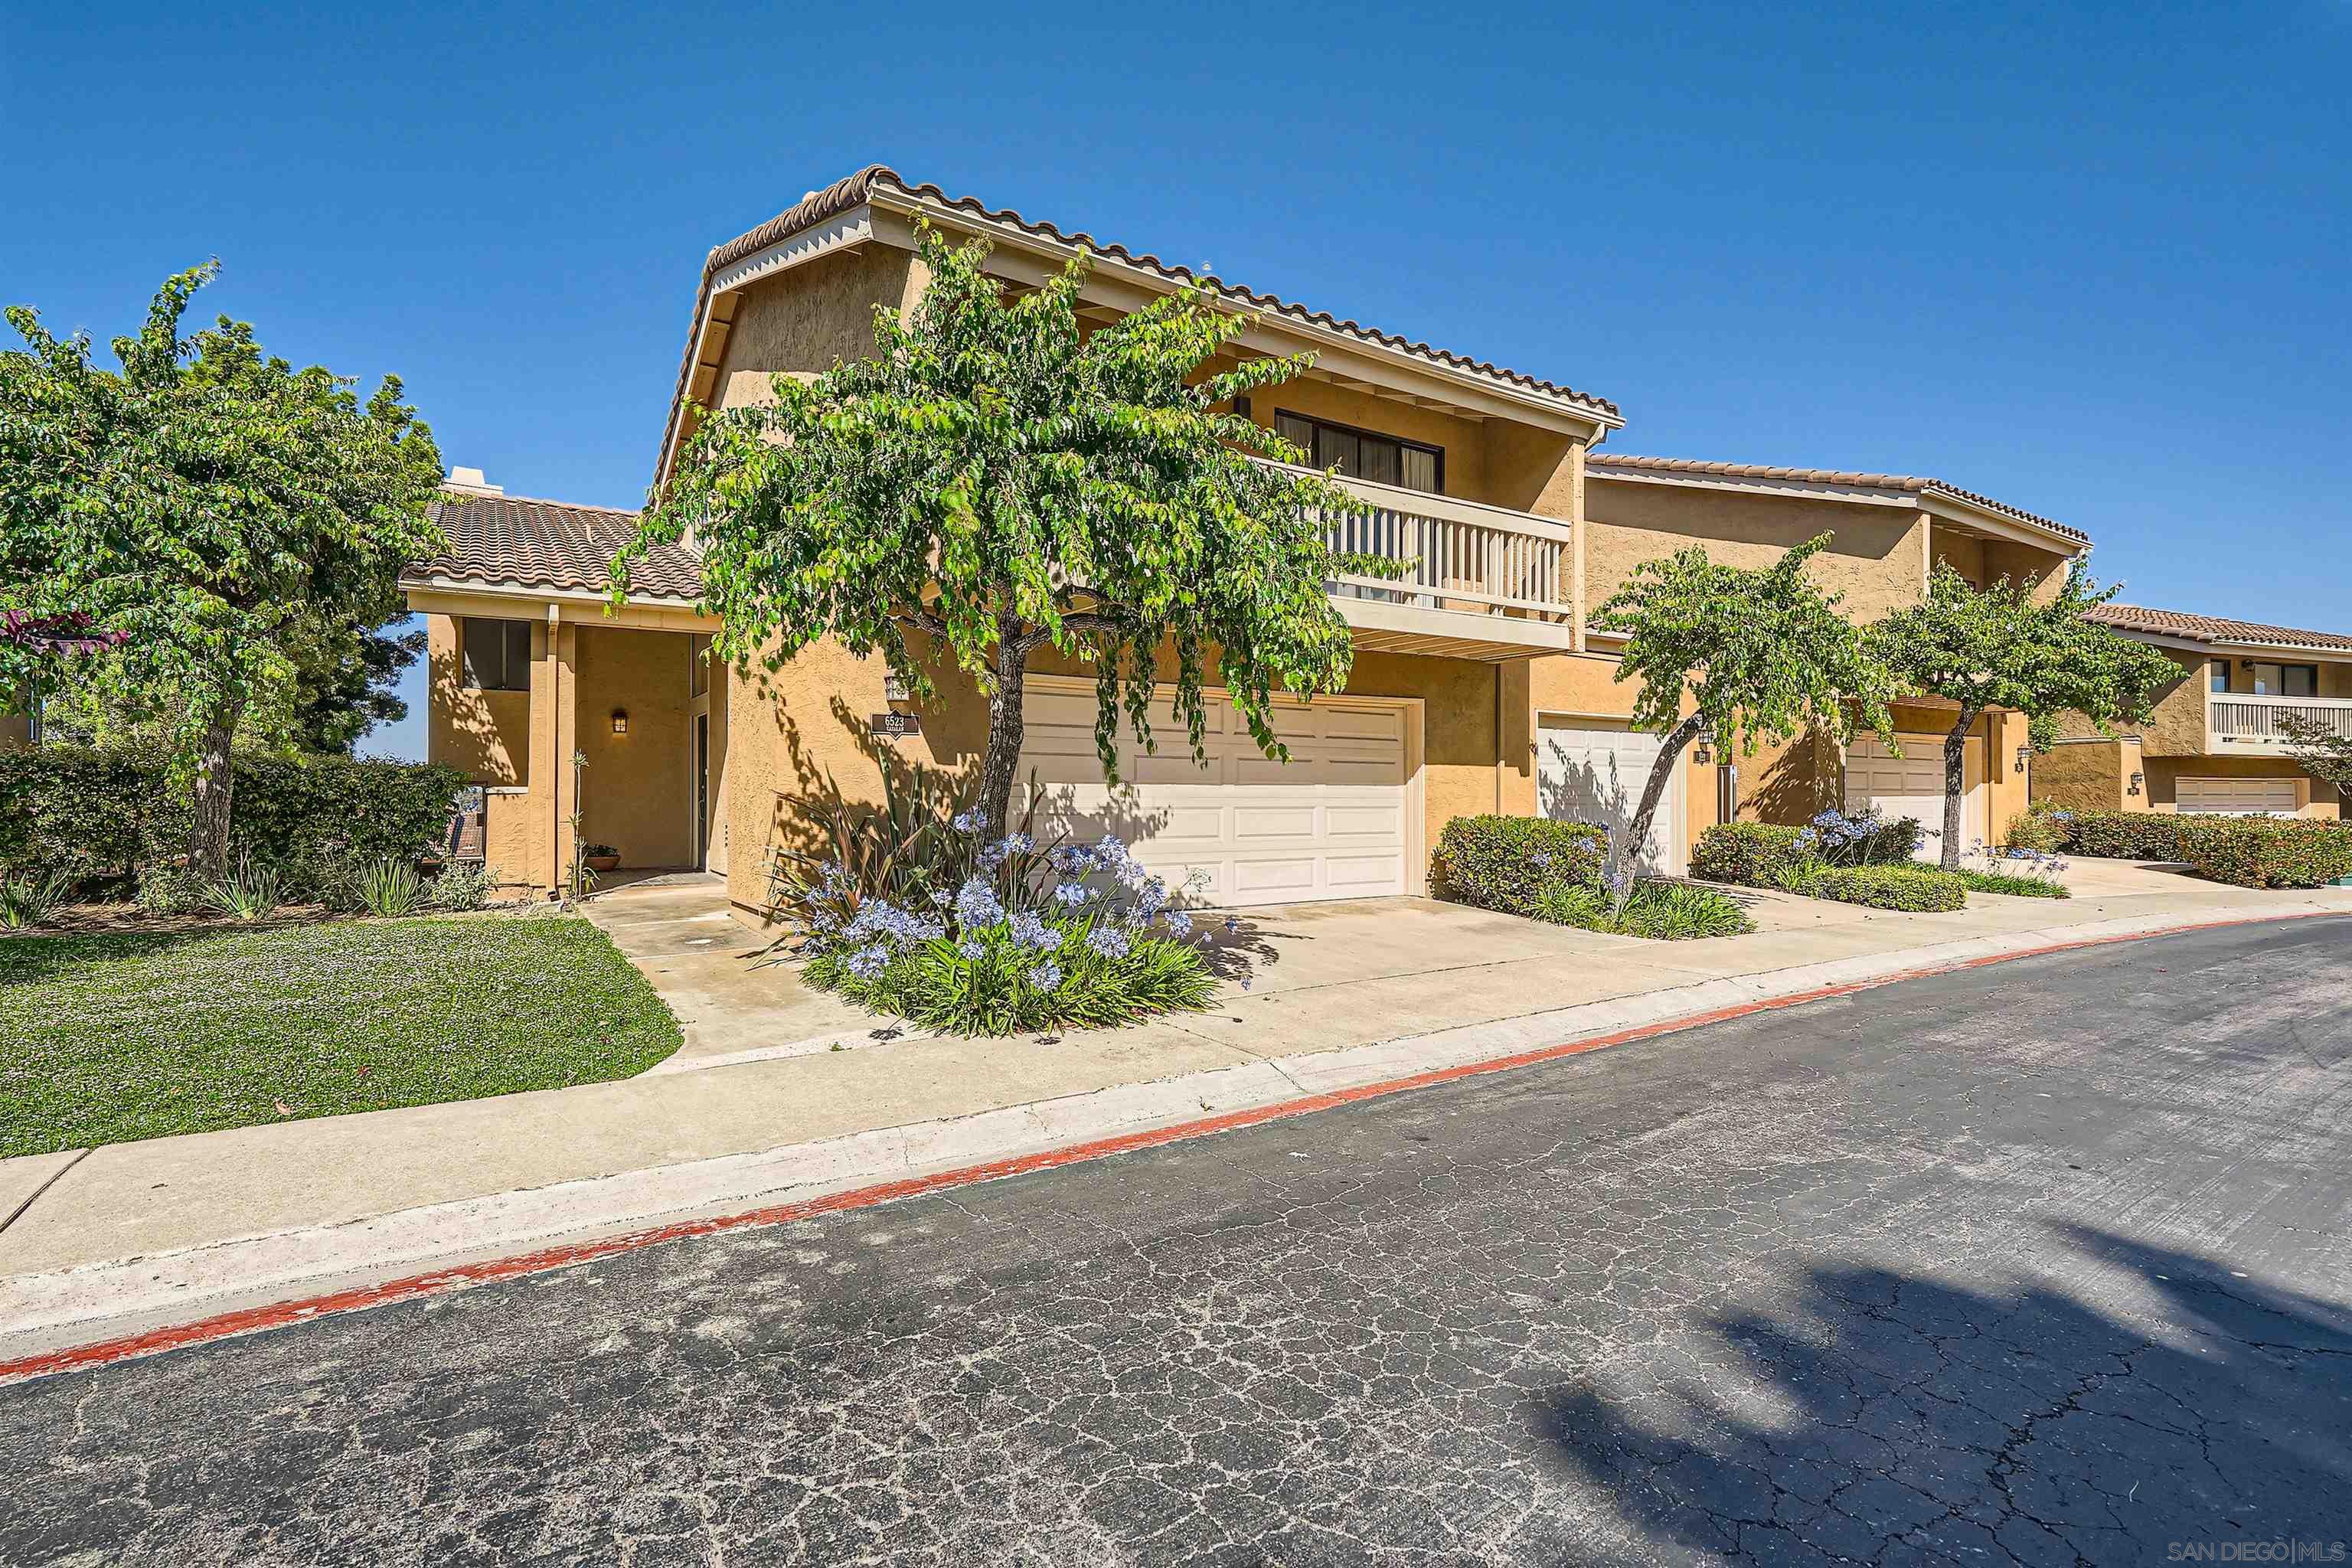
(0, 913, 680, 1158)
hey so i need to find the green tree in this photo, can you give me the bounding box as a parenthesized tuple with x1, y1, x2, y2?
(2278, 713, 2352, 798)
(0, 263, 444, 877)
(627, 224, 1393, 838)
(1592, 535, 1894, 889)
(1870, 560, 2177, 869)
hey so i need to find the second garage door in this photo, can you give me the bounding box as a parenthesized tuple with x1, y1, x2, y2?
(2176, 776, 2300, 814)
(1014, 680, 1414, 906)
(1844, 736, 1984, 861)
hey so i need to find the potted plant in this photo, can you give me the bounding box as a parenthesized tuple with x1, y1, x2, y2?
(583, 843, 621, 874)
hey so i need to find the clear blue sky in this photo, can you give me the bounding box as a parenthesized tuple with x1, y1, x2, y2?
(7, 2, 2347, 760)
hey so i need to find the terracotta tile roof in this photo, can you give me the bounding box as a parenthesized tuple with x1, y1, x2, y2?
(1588, 453, 2090, 545)
(656, 165, 1619, 485)
(2086, 603, 2352, 654)
(406, 491, 703, 603)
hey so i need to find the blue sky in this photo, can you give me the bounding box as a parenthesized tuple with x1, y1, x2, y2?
(7, 1, 2347, 760)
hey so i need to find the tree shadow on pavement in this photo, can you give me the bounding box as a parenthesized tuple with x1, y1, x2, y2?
(1526, 1222, 2352, 1563)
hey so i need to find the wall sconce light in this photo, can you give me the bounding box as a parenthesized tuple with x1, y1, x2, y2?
(883, 674, 912, 703)
(2015, 744, 2031, 774)
(2129, 771, 2145, 796)
(1692, 741, 1713, 766)
(610, 708, 629, 736)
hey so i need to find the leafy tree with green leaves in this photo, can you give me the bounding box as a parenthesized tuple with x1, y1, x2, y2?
(0, 263, 444, 878)
(2278, 713, 2352, 798)
(1592, 535, 1895, 890)
(1870, 560, 2177, 869)
(626, 224, 1395, 838)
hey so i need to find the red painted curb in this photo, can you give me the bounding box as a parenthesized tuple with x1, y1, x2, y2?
(2, 907, 2341, 1388)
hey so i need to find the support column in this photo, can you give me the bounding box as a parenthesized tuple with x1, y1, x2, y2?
(528, 608, 580, 897)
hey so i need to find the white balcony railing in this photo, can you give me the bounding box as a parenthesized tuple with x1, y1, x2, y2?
(2210, 693, 2352, 749)
(1313, 470, 1576, 619)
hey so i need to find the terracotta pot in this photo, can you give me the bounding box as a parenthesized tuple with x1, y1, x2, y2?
(585, 854, 621, 874)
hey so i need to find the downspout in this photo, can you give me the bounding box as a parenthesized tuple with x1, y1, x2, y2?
(1494, 664, 1504, 812)
(547, 602, 561, 898)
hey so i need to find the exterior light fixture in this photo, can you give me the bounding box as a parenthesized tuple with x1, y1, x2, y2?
(2015, 744, 2030, 773)
(610, 708, 629, 735)
(1692, 741, 1713, 766)
(2129, 771, 2145, 795)
(883, 673, 913, 703)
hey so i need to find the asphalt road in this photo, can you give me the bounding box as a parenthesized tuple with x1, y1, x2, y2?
(5, 917, 2350, 1566)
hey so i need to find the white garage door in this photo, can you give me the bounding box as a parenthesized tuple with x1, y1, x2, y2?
(1537, 718, 1685, 875)
(1844, 736, 1983, 861)
(2177, 776, 2299, 815)
(1014, 681, 1413, 906)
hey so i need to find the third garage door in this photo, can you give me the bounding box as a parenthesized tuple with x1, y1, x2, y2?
(1014, 681, 1413, 906)
(1537, 717, 1686, 874)
(1844, 735, 1984, 860)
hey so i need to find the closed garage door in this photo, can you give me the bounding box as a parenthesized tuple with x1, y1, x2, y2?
(1844, 736, 1983, 861)
(1537, 717, 1685, 875)
(1014, 680, 1413, 906)
(2177, 776, 2300, 814)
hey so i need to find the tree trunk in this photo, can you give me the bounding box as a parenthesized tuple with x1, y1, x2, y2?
(1939, 704, 1979, 871)
(972, 625, 1031, 840)
(185, 691, 246, 884)
(1611, 712, 1710, 893)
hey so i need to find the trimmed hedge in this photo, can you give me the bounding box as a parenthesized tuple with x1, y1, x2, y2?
(1689, 822, 1811, 889)
(0, 744, 468, 900)
(1786, 863, 1969, 912)
(1434, 815, 1607, 910)
(2177, 818, 2352, 889)
(2045, 808, 2187, 861)
(1692, 822, 1971, 911)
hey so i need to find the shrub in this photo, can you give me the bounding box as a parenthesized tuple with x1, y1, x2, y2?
(1690, 822, 1811, 888)
(2004, 803, 2070, 854)
(0, 744, 466, 901)
(1530, 878, 1754, 940)
(2053, 808, 2185, 861)
(0, 867, 74, 929)
(797, 824, 1215, 1035)
(357, 858, 423, 917)
(1796, 807, 1925, 866)
(201, 854, 283, 922)
(1957, 868, 2072, 900)
(1785, 862, 1969, 912)
(426, 860, 505, 912)
(2176, 818, 2352, 889)
(1434, 816, 1607, 910)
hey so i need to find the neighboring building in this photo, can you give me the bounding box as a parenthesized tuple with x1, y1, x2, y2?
(2035, 605, 2351, 818)
(402, 166, 2087, 910)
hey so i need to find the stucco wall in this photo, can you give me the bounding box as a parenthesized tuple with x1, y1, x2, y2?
(709, 246, 926, 416)
(720, 630, 1524, 919)
(426, 613, 530, 786)
(2031, 737, 2144, 815)
(576, 626, 696, 869)
(1583, 479, 1926, 624)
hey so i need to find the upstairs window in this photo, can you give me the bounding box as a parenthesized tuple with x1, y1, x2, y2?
(689, 634, 711, 698)
(2249, 662, 2318, 697)
(1275, 410, 1442, 495)
(2210, 660, 2231, 694)
(462, 618, 532, 692)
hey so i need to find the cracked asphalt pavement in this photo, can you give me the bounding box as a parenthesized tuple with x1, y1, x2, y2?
(5, 916, 2351, 1565)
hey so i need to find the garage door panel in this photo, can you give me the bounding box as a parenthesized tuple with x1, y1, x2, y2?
(1844, 736, 1982, 860)
(2177, 776, 2298, 813)
(1019, 681, 1412, 906)
(1537, 720, 1684, 875)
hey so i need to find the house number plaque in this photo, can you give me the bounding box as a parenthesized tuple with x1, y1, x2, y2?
(870, 712, 923, 740)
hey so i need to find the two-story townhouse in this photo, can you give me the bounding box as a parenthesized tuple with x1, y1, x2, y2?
(403, 167, 2087, 913)
(2034, 605, 2350, 818)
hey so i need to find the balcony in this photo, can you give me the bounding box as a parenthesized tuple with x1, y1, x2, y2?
(1312, 469, 1578, 661)
(2209, 693, 2352, 750)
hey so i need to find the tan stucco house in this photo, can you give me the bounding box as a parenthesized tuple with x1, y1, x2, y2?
(2034, 604, 2351, 818)
(401, 165, 2086, 918)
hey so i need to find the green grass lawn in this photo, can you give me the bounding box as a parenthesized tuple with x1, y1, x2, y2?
(0, 914, 681, 1158)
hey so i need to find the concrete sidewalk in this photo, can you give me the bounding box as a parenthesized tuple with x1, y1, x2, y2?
(4, 864, 2347, 1360)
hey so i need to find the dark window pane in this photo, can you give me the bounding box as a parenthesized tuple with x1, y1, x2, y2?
(505, 622, 531, 689)
(2210, 661, 2230, 694)
(2285, 665, 2318, 697)
(1275, 413, 1315, 462)
(1315, 426, 1361, 477)
(1357, 436, 1402, 488)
